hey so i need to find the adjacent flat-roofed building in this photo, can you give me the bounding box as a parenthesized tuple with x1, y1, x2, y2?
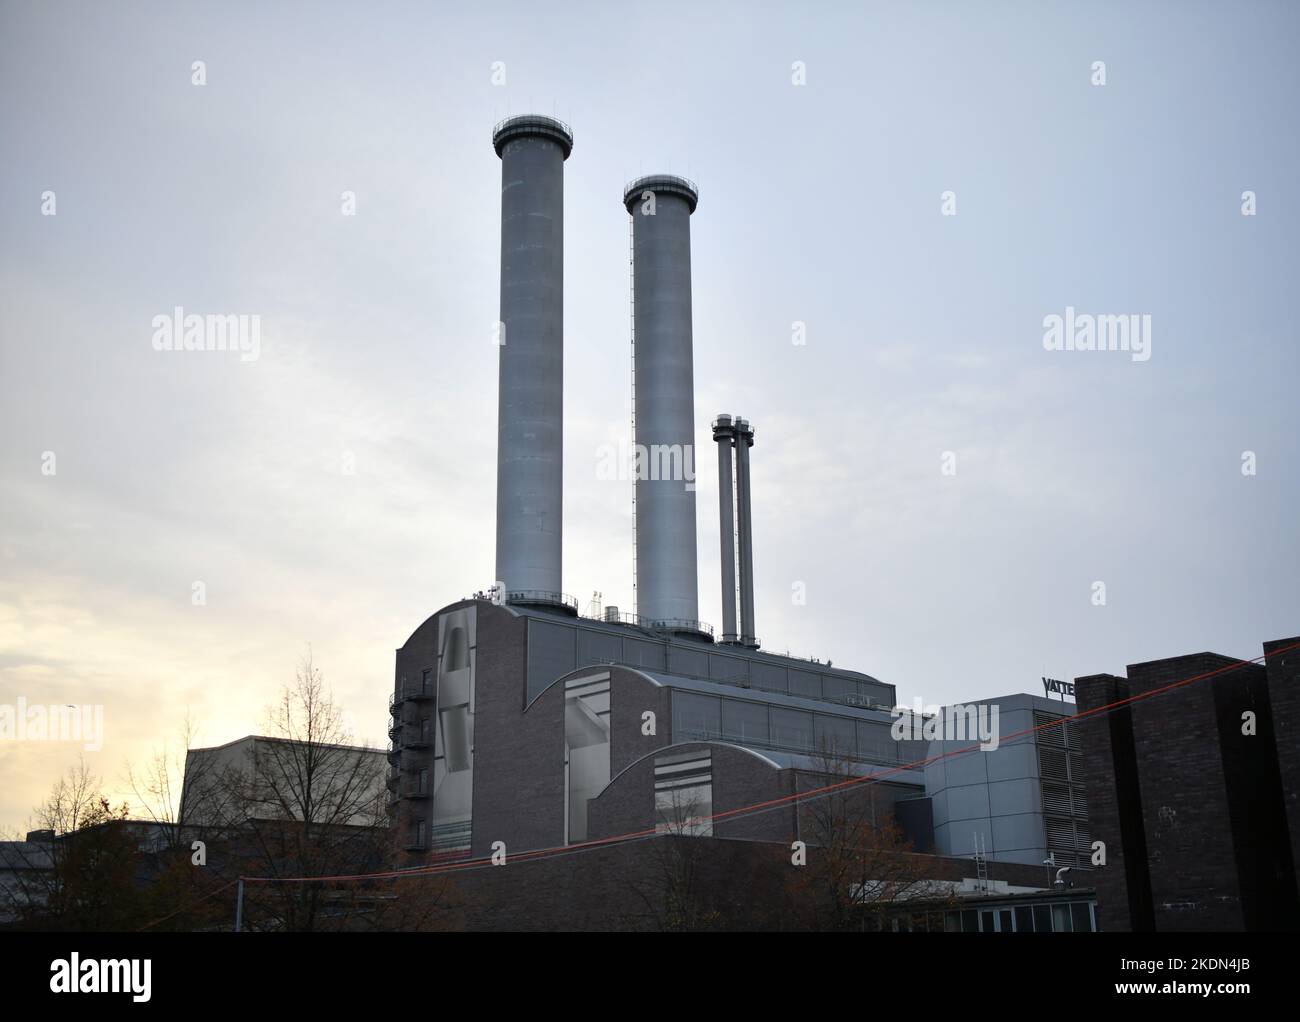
(183, 735, 387, 829)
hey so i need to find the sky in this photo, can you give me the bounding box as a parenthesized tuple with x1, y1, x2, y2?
(1, 0, 1297, 832)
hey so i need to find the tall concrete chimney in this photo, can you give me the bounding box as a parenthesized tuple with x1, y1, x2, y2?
(712, 415, 738, 643)
(624, 175, 700, 629)
(734, 417, 757, 647)
(492, 115, 573, 600)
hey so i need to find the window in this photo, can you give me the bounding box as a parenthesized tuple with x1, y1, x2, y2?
(672, 692, 721, 741)
(709, 654, 748, 685)
(417, 768, 429, 795)
(770, 708, 814, 752)
(813, 714, 856, 759)
(721, 699, 769, 745)
(654, 751, 713, 837)
(1033, 904, 1052, 933)
(1015, 906, 1035, 933)
(788, 670, 821, 699)
(443, 626, 470, 671)
(821, 675, 855, 703)
(1052, 903, 1072, 932)
(749, 662, 786, 693)
(421, 668, 433, 695)
(1071, 902, 1093, 933)
(565, 675, 611, 844)
(858, 720, 896, 763)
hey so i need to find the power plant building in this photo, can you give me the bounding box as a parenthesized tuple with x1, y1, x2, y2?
(384, 115, 1086, 888)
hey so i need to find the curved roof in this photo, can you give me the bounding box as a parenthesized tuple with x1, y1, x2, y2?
(593, 739, 920, 805)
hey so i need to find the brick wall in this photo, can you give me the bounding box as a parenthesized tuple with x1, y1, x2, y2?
(1263, 635, 1300, 889)
(1074, 672, 1151, 931)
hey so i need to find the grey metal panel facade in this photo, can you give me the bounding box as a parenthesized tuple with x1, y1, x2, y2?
(494, 118, 571, 596)
(620, 637, 667, 671)
(627, 179, 699, 625)
(709, 652, 749, 685)
(576, 629, 621, 668)
(526, 617, 577, 702)
(667, 645, 709, 679)
(924, 692, 1080, 866)
(646, 669, 901, 727)
(504, 602, 896, 710)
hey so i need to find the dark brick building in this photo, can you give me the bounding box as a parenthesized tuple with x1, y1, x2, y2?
(1264, 637, 1300, 873)
(1075, 638, 1299, 931)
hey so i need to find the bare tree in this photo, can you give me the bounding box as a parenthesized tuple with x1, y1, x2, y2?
(0, 760, 143, 930)
(222, 650, 392, 931)
(123, 712, 208, 852)
(640, 786, 723, 931)
(788, 744, 952, 931)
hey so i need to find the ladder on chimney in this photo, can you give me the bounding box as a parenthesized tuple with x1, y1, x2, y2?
(628, 212, 637, 615)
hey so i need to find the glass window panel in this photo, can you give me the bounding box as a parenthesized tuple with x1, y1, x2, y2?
(672, 692, 721, 740)
(1015, 906, 1034, 933)
(821, 675, 855, 703)
(655, 783, 713, 837)
(1071, 902, 1092, 933)
(1052, 903, 1072, 932)
(770, 708, 814, 752)
(721, 699, 769, 745)
(813, 714, 857, 759)
(857, 720, 896, 763)
(789, 670, 821, 699)
(749, 662, 786, 693)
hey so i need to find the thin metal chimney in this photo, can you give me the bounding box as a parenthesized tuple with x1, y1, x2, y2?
(623, 174, 700, 629)
(492, 115, 573, 600)
(734, 417, 757, 647)
(712, 415, 738, 643)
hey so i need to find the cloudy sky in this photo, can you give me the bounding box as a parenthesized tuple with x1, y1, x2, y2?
(1, 0, 1296, 831)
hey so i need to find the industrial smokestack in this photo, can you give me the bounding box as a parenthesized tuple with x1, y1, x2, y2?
(492, 115, 573, 601)
(712, 415, 738, 643)
(734, 417, 757, 647)
(624, 175, 700, 629)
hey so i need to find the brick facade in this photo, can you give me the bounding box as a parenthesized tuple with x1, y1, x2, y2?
(1075, 641, 1299, 932)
